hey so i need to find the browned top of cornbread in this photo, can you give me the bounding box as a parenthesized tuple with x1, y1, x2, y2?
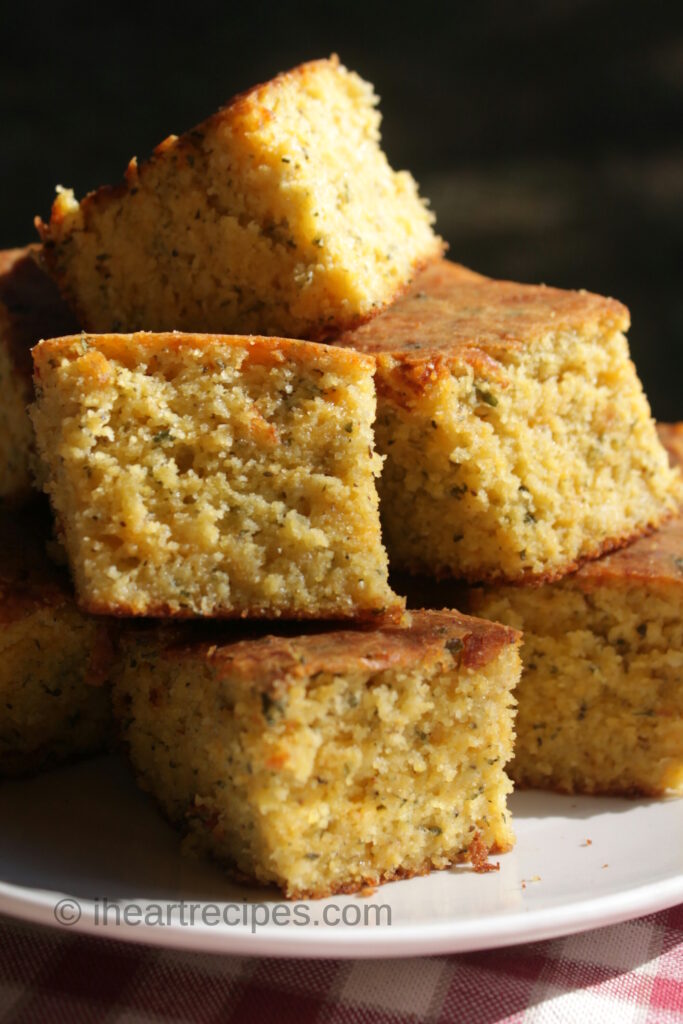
(335, 259, 629, 394)
(32, 330, 375, 377)
(572, 424, 683, 588)
(0, 246, 78, 379)
(213, 55, 349, 132)
(0, 504, 73, 623)
(37, 56, 441, 343)
(41, 58, 348, 229)
(162, 609, 520, 683)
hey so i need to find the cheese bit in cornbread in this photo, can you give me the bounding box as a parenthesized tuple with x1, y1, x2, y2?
(112, 610, 521, 898)
(36, 56, 441, 341)
(0, 504, 112, 777)
(470, 424, 683, 797)
(0, 247, 78, 503)
(31, 332, 400, 620)
(335, 259, 681, 584)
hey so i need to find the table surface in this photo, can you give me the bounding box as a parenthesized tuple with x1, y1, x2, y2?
(0, 905, 680, 1023)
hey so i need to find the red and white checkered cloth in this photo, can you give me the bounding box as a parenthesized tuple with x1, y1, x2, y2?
(0, 906, 681, 1023)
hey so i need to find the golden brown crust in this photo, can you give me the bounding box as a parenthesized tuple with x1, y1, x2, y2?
(305, 254, 444, 343)
(219, 54, 345, 126)
(160, 608, 520, 685)
(0, 246, 78, 379)
(37, 57, 444, 341)
(81, 599, 404, 623)
(38, 59, 349, 244)
(32, 330, 376, 377)
(335, 258, 630, 401)
(568, 423, 683, 589)
(285, 837, 511, 899)
(396, 519, 671, 588)
(175, 817, 510, 899)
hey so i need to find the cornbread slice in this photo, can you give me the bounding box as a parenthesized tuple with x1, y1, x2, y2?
(36, 56, 441, 340)
(112, 610, 521, 898)
(0, 247, 78, 503)
(335, 260, 681, 584)
(470, 424, 683, 797)
(31, 331, 400, 619)
(0, 504, 111, 776)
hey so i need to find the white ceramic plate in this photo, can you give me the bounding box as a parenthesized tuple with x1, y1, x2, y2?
(0, 755, 681, 958)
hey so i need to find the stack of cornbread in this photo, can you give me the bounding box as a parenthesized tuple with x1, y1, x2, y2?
(1, 55, 679, 899)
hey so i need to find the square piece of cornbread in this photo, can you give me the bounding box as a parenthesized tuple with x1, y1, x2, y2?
(31, 331, 400, 620)
(37, 56, 441, 341)
(470, 424, 683, 797)
(0, 504, 111, 776)
(335, 260, 681, 584)
(112, 610, 521, 898)
(0, 247, 78, 503)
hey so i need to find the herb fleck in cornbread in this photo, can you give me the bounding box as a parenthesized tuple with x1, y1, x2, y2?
(0, 505, 111, 776)
(0, 247, 78, 503)
(31, 332, 399, 620)
(112, 610, 520, 898)
(37, 57, 441, 341)
(471, 424, 683, 797)
(336, 260, 681, 584)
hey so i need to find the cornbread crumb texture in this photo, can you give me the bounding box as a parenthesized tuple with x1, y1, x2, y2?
(575, 422, 683, 587)
(38, 57, 441, 340)
(472, 424, 683, 797)
(31, 332, 399, 619)
(0, 247, 78, 502)
(112, 610, 521, 898)
(336, 260, 681, 583)
(0, 507, 111, 776)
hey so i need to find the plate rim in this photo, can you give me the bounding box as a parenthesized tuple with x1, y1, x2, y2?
(1, 867, 681, 959)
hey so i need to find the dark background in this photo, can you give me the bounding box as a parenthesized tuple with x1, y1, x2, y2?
(2, 0, 681, 417)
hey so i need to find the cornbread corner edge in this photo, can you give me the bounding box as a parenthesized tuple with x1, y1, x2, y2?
(112, 609, 521, 898)
(336, 259, 682, 585)
(470, 423, 683, 797)
(36, 56, 443, 341)
(31, 331, 402, 621)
